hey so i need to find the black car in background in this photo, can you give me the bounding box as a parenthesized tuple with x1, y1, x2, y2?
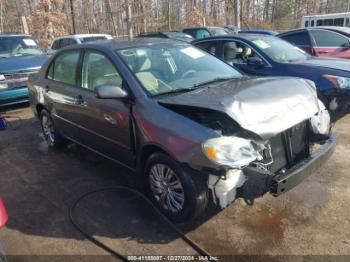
(183, 26, 230, 39)
(138, 32, 194, 42)
(193, 34, 350, 120)
(29, 38, 336, 222)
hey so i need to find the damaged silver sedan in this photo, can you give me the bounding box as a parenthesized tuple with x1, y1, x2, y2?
(28, 38, 337, 222)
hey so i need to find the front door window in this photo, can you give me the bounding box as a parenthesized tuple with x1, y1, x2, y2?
(223, 41, 261, 66)
(81, 51, 123, 91)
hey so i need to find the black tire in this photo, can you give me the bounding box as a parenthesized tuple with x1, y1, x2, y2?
(39, 109, 67, 148)
(145, 152, 208, 223)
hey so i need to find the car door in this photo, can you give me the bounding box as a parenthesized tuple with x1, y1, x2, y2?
(309, 29, 350, 59)
(72, 50, 134, 167)
(279, 31, 313, 54)
(220, 40, 272, 76)
(45, 49, 83, 142)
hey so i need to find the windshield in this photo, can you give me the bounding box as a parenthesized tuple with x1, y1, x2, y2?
(251, 37, 310, 62)
(116, 44, 242, 96)
(209, 27, 229, 36)
(79, 36, 110, 43)
(0, 36, 43, 58)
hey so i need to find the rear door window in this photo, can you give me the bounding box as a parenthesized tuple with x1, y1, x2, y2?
(310, 30, 350, 47)
(47, 50, 80, 85)
(195, 29, 211, 39)
(60, 38, 73, 48)
(280, 31, 311, 46)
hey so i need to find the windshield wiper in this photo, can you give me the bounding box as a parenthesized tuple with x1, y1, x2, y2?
(192, 77, 236, 88)
(153, 87, 198, 97)
(152, 77, 237, 97)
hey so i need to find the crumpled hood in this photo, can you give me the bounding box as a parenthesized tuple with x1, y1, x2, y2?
(158, 77, 323, 140)
(292, 57, 350, 72)
(0, 54, 48, 74)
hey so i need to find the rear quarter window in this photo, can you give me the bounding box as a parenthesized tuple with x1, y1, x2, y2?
(280, 32, 311, 46)
(195, 41, 218, 55)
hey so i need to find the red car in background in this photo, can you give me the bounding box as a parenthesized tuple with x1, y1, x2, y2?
(278, 27, 350, 59)
(0, 198, 7, 261)
(0, 198, 7, 228)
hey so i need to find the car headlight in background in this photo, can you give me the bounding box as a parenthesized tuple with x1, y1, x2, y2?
(310, 109, 331, 135)
(202, 136, 265, 168)
(323, 74, 350, 89)
(0, 74, 7, 89)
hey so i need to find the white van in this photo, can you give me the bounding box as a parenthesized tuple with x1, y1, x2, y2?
(301, 12, 350, 28)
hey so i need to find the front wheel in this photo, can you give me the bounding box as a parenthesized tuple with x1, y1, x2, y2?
(145, 153, 208, 223)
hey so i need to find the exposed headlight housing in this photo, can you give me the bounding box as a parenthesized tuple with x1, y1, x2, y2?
(323, 74, 350, 89)
(202, 136, 265, 168)
(310, 109, 331, 135)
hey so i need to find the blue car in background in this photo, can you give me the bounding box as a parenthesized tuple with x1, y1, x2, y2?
(193, 34, 350, 120)
(0, 34, 48, 107)
(238, 29, 278, 36)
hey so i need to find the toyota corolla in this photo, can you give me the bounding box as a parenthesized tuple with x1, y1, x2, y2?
(28, 38, 337, 222)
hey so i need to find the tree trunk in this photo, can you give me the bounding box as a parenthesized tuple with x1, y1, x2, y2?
(233, 0, 240, 29)
(69, 0, 76, 34)
(126, 1, 133, 40)
(105, 0, 117, 36)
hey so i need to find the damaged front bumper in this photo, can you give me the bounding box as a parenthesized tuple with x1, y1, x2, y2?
(208, 133, 337, 208)
(270, 133, 337, 196)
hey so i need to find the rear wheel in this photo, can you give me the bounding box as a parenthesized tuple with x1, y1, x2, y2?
(40, 110, 67, 148)
(145, 153, 208, 223)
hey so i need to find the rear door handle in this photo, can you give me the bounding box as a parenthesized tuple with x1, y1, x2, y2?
(318, 50, 330, 54)
(75, 95, 85, 105)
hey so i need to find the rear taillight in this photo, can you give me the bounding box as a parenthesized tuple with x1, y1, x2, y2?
(0, 198, 8, 228)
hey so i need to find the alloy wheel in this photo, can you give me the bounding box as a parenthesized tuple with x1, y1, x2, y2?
(149, 164, 185, 213)
(41, 115, 55, 144)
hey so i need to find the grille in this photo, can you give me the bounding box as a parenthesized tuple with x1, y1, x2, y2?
(3, 69, 39, 88)
(267, 121, 309, 173)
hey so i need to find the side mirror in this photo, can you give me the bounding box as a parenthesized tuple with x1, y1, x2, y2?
(247, 57, 265, 68)
(94, 85, 128, 99)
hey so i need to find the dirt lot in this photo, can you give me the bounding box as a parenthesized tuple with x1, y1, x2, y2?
(0, 105, 350, 261)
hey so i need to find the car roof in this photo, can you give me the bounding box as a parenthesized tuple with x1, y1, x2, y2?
(278, 26, 350, 37)
(310, 26, 350, 35)
(192, 34, 274, 43)
(63, 37, 189, 51)
(0, 34, 32, 38)
(239, 29, 278, 34)
(53, 34, 112, 40)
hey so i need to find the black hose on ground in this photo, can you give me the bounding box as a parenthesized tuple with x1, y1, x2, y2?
(69, 186, 211, 261)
